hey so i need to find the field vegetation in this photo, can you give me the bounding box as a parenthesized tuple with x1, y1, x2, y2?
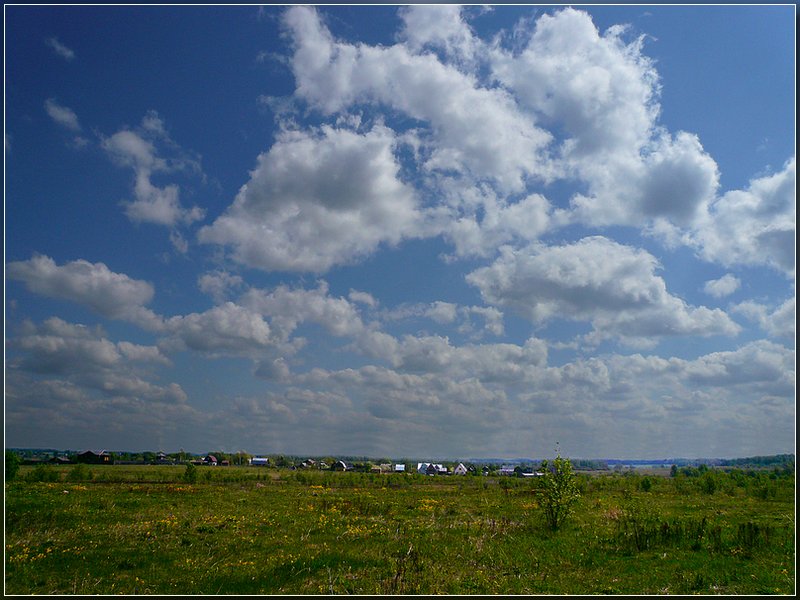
(4, 460, 795, 594)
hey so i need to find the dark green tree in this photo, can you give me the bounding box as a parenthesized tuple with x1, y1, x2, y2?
(5, 450, 21, 481)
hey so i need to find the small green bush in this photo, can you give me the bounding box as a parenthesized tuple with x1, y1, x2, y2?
(66, 464, 93, 482)
(537, 455, 581, 531)
(182, 463, 198, 484)
(26, 464, 60, 482)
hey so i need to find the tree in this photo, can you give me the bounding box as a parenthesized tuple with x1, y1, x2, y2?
(538, 454, 581, 531)
(5, 450, 21, 482)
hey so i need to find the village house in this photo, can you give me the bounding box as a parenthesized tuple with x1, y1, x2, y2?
(332, 460, 354, 471)
(453, 462, 468, 475)
(76, 450, 112, 465)
(249, 457, 270, 466)
(417, 462, 448, 475)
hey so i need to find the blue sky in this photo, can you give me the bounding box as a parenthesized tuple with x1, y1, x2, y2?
(4, 4, 795, 460)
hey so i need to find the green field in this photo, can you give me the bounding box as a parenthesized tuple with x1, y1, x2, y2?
(4, 464, 795, 595)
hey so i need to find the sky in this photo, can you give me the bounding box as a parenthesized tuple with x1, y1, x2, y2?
(4, 4, 796, 460)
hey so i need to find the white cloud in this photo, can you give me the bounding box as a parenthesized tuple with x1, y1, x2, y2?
(732, 297, 795, 340)
(199, 124, 419, 272)
(241, 281, 367, 339)
(492, 8, 659, 161)
(492, 9, 723, 233)
(10, 317, 183, 404)
(44, 98, 81, 132)
(378, 300, 504, 338)
(161, 302, 279, 357)
(102, 113, 206, 228)
(682, 340, 795, 392)
(198, 270, 245, 304)
(348, 290, 378, 308)
(283, 5, 553, 192)
(692, 158, 796, 276)
(386, 334, 548, 382)
(467, 237, 741, 346)
(703, 274, 740, 298)
(398, 5, 479, 65)
(7, 254, 162, 330)
(443, 189, 553, 258)
(45, 37, 75, 61)
(425, 301, 458, 324)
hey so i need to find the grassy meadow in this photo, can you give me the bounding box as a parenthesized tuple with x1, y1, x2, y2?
(4, 463, 795, 595)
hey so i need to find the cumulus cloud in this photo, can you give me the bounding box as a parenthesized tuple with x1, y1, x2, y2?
(241, 281, 367, 339)
(7, 254, 162, 330)
(102, 112, 205, 228)
(9, 317, 183, 404)
(199, 124, 419, 272)
(385, 334, 548, 381)
(732, 297, 795, 340)
(283, 5, 553, 191)
(443, 190, 553, 258)
(161, 302, 280, 356)
(398, 4, 480, 65)
(198, 270, 245, 304)
(467, 236, 741, 346)
(492, 7, 659, 160)
(491, 8, 726, 235)
(691, 158, 796, 276)
(704, 274, 741, 298)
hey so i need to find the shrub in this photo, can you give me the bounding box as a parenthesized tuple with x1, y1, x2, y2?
(182, 462, 198, 484)
(66, 464, 93, 482)
(537, 455, 581, 531)
(698, 472, 717, 495)
(26, 464, 60, 482)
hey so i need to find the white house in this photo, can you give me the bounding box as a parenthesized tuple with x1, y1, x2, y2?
(394, 464, 406, 473)
(250, 457, 270, 466)
(453, 462, 468, 475)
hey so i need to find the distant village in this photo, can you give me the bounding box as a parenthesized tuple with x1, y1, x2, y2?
(8, 448, 793, 473)
(9, 448, 557, 476)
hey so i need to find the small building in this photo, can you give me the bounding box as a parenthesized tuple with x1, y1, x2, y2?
(394, 464, 406, 473)
(499, 465, 516, 476)
(332, 460, 354, 471)
(204, 455, 218, 466)
(418, 462, 447, 476)
(453, 462, 468, 476)
(76, 450, 112, 465)
(250, 457, 270, 467)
